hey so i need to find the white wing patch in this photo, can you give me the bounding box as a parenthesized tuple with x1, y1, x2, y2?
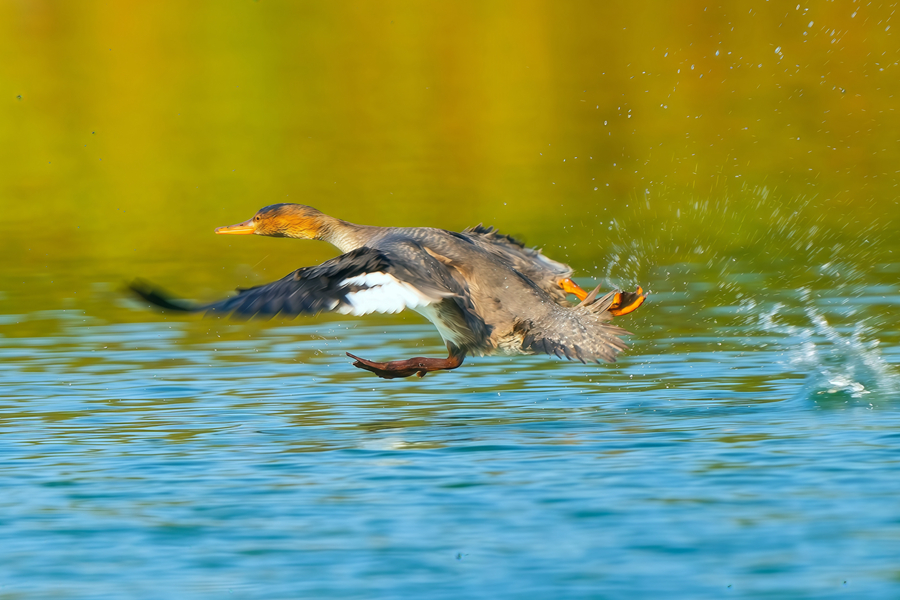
(336, 272, 436, 316)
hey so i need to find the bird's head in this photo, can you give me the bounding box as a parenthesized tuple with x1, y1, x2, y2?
(215, 204, 327, 239)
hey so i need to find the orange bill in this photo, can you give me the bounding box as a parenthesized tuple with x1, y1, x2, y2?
(215, 218, 256, 235)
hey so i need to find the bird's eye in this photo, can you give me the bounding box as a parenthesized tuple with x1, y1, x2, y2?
(255, 215, 261, 221)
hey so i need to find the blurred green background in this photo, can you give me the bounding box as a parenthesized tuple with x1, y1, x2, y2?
(2, 0, 898, 320)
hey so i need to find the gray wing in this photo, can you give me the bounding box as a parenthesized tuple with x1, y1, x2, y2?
(462, 224, 573, 303)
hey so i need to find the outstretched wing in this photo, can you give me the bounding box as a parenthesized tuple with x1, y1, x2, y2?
(131, 247, 441, 318)
(462, 224, 573, 303)
(130, 244, 490, 347)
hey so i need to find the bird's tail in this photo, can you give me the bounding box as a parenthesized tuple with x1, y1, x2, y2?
(519, 288, 636, 363)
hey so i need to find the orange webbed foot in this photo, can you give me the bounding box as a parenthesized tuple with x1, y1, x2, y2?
(609, 286, 646, 316)
(561, 279, 646, 316)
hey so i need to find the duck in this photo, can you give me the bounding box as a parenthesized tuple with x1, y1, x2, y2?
(130, 204, 646, 379)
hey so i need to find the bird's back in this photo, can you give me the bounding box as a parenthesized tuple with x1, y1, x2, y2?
(366, 226, 628, 362)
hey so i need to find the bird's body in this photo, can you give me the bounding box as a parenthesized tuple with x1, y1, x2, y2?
(132, 204, 645, 378)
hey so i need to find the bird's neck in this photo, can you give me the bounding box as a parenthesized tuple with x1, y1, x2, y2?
(313, 216, 374, 254)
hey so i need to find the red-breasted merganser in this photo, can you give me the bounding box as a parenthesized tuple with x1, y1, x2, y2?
(131, 204, 646, 379)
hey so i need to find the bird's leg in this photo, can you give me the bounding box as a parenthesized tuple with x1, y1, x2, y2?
(561, 278, 646, 316)
(347, 344, 466, 379)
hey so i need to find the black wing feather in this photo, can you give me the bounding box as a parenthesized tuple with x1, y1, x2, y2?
(130, 243, 489, 349)
(131, 247, 398, 319)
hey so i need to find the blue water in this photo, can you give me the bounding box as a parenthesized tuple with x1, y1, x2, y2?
(2, 277, 899, 599)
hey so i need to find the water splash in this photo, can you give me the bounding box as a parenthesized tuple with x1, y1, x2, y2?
(601, 184, 891, 296)
(759, 291, 898, 402)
